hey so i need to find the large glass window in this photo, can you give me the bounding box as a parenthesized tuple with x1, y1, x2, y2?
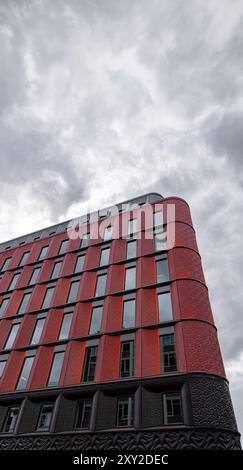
(122, 300, 135, 329)
(75, 400, 92, 429)
(38, 246, 49, 261)
(58, 312, 73, 340)
(0, 257, 12, 272)
(120, 341, 134, 378)
(17, 292, 32, 315)
(126, 240, 136, 260)
(8, 272, 21, 291)
(117, 397, 134, 427)
(154, 230, 165, 252)
(103, 226, 112, 241)
(0, 298, 10, 318)
(163, 393, 182, 424)
(160, 334, 177, 373)
(95, 274, 107, 297)
(47, 351, 65, 387)
(80, 233, 90, 249)
(37, 403, 54, 431)
(29, 267, 41, 285)
(41, 287, 55, 310)
(51, 261, 62, 280)
(82, 346, 98, 382)
(89, 306, 102, 335)
(124, 267, 136, 291)
(4, 323, 20, 349)
(2, 406, 20, 433)
(18, 251, 30, 267)
(16, 356, 35, 390)
(58, 239, 69, 255)
(0, 360, 7, 378)
(157, 292, 173, 322)
(156, 257, 169, 283)
(30, 318, 45, 345)
(67, 280, 80, 303)
(99, 248, 110, 267)
(128, 219, 137, 236)
(154, 210, 163, 228)
(74, 255, 85, 274)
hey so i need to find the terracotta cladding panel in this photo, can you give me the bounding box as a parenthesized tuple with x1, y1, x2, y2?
(0, 319, 12, 349)
(14, 314, 36, 348)
(102, 296, 122, 332)
(85, 246, 101, 270)
(41, 309, 63, 343)
(0, 272, 12, 293)
(138, 233, 154, 257)
(70, 303, 91, 337)
(164, 198, 193, 226)
(96, 335, 120, 382)
(52, 278, 70, 307)
(17, 266, 32, 289)
(61, 341, 85, 386)
(111, 240, 126, 264)
(27, 285, 46, 312)
(0, 351, 25, 392)
(137, 289, 158, 326)
(61, 253, 76, 277)
(175, 279, 214, 323)
(135, 329, 160, 377)
(181, 321, 225, 377)
(28, 346, 55, 389)
(80, 272, 96, 300)
(174, 222, 198, 251)
(3, 290, 23, 318)
(107, 265, 125, 294)
(139, 257, 156, 287)
(38, 260, 53, 283)
(172, 248, 205, 284)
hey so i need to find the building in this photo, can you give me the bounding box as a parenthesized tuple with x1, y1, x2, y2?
(0, 193, 240, 450)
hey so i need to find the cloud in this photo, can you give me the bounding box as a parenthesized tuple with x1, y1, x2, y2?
(0, 0, 243, 437)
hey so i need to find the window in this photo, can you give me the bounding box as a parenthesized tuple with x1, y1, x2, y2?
(75, 400, 92, 429)
(0, 257, 11, 272)
(156, 257, 169, 283)
(47, 351, 65, 387)
(17, 292, 32, 315)
(58, 312, 73, 340)
(51, 261, 62, 280)
(99, 248, 110, 267)
(59, 239, 69, 255)
(41, 287, 55, 309)
(89, 306, 102, 335)
(30, 318, 45, 345)
(95, 274, 107, 297)
(160, 334, 177, 373)
(124, 267, 136, 291)
(4, 323, 20, 349)
(128, 219, 137, 236)
(122, 300, 135, 329)
(16, 355, 35, 390)
(80, 233, 90, 249)
(2, 406, 20, 433)
(29, 266, 41, 285)
(117, 397, 134, 427)
(154, 210, 163, 228)
(0, 298, 10, 318)
(0, 360, 7, 378)
(38, 246, 49, 261)
(74, 255, 85, 274)
(163, 393, 182, 424)
(120, 341, 134, 378)
(19, 251, 30, 267)
(103, 226, 112, 241)
(67, 280, 80, 303)
(157, 291, 173, 322)
(82, 346, 98, 382)
(37, 403, 54, 431)
(126, 240, 136, 260)
(8, 272, 21, 291)
(154, 230, 165, 252)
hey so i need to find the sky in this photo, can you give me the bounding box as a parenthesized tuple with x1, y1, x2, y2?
(0, 0, 243, 438)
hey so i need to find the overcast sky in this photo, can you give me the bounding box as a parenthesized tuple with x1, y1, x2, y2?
(0, 0, 243, 438)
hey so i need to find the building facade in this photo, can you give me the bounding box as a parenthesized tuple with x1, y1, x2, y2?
(0, 193, 240, 450)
